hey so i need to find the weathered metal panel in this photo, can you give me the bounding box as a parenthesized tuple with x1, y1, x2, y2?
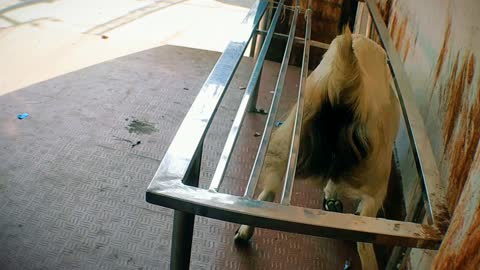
(377, 0, 480, 268)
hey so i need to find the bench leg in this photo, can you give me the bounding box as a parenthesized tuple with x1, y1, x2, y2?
(248, 68, 263, 113)
(248, 4, 270, 114)
(169, 144, 202, 270)
(170, 210, 195, 270)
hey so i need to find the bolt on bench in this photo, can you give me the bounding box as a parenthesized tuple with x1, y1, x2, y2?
(145, 0, 450, 269)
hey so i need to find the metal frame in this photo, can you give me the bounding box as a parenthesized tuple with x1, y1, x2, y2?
(146, 1, 449, 269)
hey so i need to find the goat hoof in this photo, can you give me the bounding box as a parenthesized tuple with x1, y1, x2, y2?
(234, 225, 254, 244)
(323, 198, 343, 213)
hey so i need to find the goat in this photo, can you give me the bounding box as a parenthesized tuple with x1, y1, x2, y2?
(234, 27, 400, 270)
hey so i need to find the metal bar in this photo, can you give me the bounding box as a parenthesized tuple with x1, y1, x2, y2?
(248, 69, 263, 113)
(253, 1, 269, 58)
(386, 84, 427, 269)
(248, 3, 273, 113)
(353, 2, 368, 34)
(145, 1, 450, 260)
(365, 11, 372, 38)
(249, 1, 269, 57)
(146, 181, 443, 249)
(248, 2, 273, 113)
(147, 0, 267, 191)
(170, 143, 202, 270)
(208, 0, 286, 192)
(255, 29, 330, 49)
(244, 4, 299, 198)
(249, 28, 258, 57)
(170, 211, 194, 270)
(209, 0, 284, 191)
(364, 0, 450, 231)
(280, 1, 311, 205)
(248, 6, 269, 112)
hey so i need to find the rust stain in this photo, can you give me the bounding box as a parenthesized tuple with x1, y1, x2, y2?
(395, 19, 407, 53)
(403, 38, 411, 63)
(443, 52, 465, 147)
(420, 224, 444, 249)
(435, 202, 452, 234)
(445, 73, 480, 212)
(389, 12, 398, 38)
(441, 52, 460, 102)
(318, 4, 340, 21)
(434, 187, 480, 269)
(447, 103, 468, 212)
(467, 53, 476, 85)
(433, 16, 453, 90)
(377, 0, 392, 27)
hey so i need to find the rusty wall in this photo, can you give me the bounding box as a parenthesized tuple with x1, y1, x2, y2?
(377, 0, 480, 268)
(270, 0, 344, 69)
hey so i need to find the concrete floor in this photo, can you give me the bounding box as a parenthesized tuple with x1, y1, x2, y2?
(0, 44, 362, 269)
(0, 0, 255, 95)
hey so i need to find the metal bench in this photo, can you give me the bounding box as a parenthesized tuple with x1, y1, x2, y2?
(145, 1, 450, 269)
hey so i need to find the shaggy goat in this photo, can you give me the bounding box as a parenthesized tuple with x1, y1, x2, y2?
(234, 28, 400, 270)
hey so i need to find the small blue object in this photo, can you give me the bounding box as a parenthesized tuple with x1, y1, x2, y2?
(275, 121, 283, 127)
(17, 113, 29, 119)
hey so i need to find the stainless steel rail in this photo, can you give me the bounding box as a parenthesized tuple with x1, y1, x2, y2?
(147, 0, 268, 190)
(244, 3, 299, 198)
(255, 29, 330, 50)
(280, 1, 311, 206)
(209, 0, 286, 192)
(146, 1, 449, 269)
(365, 0, 450, 231)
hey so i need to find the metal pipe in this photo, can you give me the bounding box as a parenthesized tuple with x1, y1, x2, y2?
(170, 211, 194, 270)
(364, 0, 449, 230)
(169, 143, 202, 270)
(252, 3, 269, 58)
(147, 179, 443, 249)
(249, 29, 258, 57)
(248, 71, 262, 112)
(147, 0, 268, 195)
(248, 3, 272, 111)
(255, 29, 330, 50)
(365, 11, 372, 38)
(280, 1, 311, 205)
(209, 0, 286, 192)
(244, 4, 300, 198)
(353, 2, 367, 34)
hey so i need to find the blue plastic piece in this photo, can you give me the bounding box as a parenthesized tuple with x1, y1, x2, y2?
(17, 113, 29, 120)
